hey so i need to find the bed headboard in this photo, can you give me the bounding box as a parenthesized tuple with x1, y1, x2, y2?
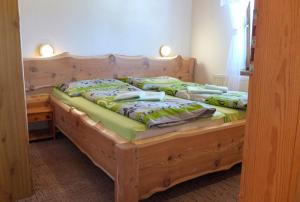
(24, 53, 196, 94)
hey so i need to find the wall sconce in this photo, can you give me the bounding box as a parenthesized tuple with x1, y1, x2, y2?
(159, 45, 172, 57)
(39, 44, 54, 57)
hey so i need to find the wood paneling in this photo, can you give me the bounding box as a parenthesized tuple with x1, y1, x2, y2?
(23, 53, 195, 94)
(240, 0, 300, 201)
(0, 0, 32, 201)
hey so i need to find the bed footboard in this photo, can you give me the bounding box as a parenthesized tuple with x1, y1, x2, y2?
(114, 121, 245, 201)
(135, 121, 245, 199)
(51, 96, 245, 202)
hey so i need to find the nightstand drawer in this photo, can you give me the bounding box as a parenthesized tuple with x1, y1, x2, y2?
(26, 94, 56, 142)
(28, 112, 53, 123)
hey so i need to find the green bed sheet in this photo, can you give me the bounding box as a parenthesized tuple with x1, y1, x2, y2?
(52, 88, 241, 141)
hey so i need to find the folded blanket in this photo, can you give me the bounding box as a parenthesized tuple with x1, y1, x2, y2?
(204, 91, 248, 110)
(187, 86, 223, 94)
(125, 76, 182, 90)
(158, 83, 247, 110)
(204, 84, 228, 93)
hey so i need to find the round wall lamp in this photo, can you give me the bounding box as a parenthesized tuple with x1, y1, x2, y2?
(39, 44, 54, 57)
(159, 45, 172, 57)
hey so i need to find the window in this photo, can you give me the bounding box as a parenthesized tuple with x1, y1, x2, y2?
(245, 0, 256, 73)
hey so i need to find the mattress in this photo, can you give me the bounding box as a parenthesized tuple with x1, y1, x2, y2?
(52, 88, 230, 141)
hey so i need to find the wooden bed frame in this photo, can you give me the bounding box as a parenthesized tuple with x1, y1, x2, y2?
(24, 53, 245, 202)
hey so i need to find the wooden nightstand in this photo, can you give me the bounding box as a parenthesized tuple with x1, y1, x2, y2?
(26, 94, 56, 142)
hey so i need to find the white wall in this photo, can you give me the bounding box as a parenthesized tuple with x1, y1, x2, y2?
(191, 0, 231, 84)
(19, 0, 249, 91)
(19, 0, 193, 58)
(191, 0, 249, 91)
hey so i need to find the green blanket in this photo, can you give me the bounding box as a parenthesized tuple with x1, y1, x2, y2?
(58, 78, 216, 128)
(52, 88, 228, 140)
(125, 76, 182, 90)
(57, 79, 135, 96)
(204, 92, 247, 110)
(120, 76, 248, 110)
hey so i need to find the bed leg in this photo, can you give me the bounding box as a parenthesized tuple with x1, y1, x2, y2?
(115, 143, 139, 202)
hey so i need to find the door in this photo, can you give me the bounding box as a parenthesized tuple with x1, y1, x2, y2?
(240, 0, 300, 201)
(0, 0, 32, 201)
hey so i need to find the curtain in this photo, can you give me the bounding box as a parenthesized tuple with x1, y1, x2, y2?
(221, 0, 250, 90)
(220, 0, 242, 7)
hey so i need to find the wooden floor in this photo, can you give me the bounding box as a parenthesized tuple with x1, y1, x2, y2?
(19, 135, 241, 202)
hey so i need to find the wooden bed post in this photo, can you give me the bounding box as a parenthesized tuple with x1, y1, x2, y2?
(115, 143, 139, 202)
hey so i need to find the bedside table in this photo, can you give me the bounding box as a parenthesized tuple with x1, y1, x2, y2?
(26, 94, 56, 142)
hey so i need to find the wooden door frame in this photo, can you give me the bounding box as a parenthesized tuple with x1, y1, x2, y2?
(0, 0, 32, 201)
(240, 0, 300, 201)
